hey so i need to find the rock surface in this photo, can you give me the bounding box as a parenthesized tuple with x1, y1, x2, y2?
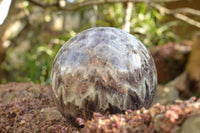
(0, 82, 76, 132)
(181, 110, 200, 133)
(1, 82, 200, 133)
(152, 84, 180, 105)
(150, 41, 191, 83)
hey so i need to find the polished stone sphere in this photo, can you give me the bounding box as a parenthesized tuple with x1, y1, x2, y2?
(50, 27, 157, 125)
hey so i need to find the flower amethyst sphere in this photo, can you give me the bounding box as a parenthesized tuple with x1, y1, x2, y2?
(50, 27, 157, 125)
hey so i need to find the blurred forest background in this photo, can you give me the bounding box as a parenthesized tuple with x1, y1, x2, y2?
(0, 0, 200, 100)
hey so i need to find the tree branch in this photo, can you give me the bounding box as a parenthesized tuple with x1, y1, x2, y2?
(151, 3, 200, 29)
(123, 2, 134, 32)
(0, 0, 16, 62)
(27, 0, 58, 8)
(172, 8, 200, 16)
(27, 0, 181, 11)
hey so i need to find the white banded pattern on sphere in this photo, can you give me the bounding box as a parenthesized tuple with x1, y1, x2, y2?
(50, 27, 157, 126)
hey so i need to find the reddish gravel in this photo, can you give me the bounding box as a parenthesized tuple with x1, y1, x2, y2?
(0, 82, 200, 133)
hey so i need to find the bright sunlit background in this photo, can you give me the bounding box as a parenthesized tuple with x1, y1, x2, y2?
(0, 0, 11, 25)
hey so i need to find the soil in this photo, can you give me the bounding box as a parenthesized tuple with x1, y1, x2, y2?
(0, 82, 200, 133)
(0, 82, 77, 133)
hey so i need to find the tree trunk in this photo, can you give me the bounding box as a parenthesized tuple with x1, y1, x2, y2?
(185, 32, 200, 92)
(0, 0, 16, 63)
(168, 32, 200, 97)
(122, 2, 133, 32)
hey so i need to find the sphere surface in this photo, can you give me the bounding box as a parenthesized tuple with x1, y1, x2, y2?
(50, 27, 157, 125)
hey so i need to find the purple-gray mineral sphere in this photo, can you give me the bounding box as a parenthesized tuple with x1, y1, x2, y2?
(50, 27, 157, 125)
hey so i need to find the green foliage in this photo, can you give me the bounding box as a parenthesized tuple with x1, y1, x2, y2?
(20, 33, 75, 84)
(95, 3, 179, 47)
(131, 3, 178, 47)
(24, 44, 60, 84)
(45, 0, 54, 3)
(0, 2, 180, 84)
(0, 32, 75, 84)
(95, 3, 124, 27)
